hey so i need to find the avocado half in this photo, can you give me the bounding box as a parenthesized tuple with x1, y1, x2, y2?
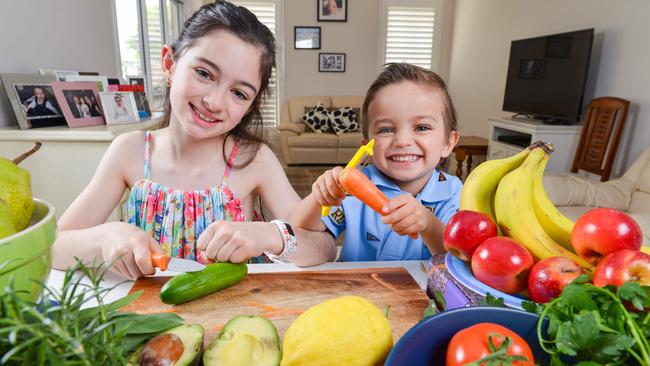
(129, 324, 204, 366)
(203, 315, 281, 366)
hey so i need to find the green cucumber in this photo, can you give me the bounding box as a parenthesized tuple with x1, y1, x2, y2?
(160, 262, 248, 304)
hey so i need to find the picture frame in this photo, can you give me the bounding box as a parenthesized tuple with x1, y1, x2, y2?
(318, 0, 347, 22)
(319, 53, 346, 72)
(294, 26, 321, 49)
(0, 73, 67, 129)
(133, 91, 152, 119)
(98, 91, 140, 125)
(38, 68, 79, 81)
(51, 81, 105, 128)
(64, 74, 109, 92)
(127, 75, 147, 94)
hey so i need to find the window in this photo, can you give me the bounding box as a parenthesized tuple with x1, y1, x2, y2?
(114, 0, 183, 110)
(381, 6, 435, 69)
(234, 1, 279, 127)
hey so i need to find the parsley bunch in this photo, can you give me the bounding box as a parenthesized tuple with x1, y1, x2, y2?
(0, 261, 183, 365)
(524, 275, 650, 365)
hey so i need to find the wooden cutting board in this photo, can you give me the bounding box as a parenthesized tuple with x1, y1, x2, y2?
(123, 267, 429, 345)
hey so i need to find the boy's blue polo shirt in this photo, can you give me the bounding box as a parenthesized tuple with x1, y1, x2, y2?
(322, 164, 463, 261)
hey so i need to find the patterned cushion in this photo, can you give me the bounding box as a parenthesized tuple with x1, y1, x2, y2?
(302, 103, 332, 133)
(329, 106, 360, 135)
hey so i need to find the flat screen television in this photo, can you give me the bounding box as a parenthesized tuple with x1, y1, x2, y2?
(502, 28, 594, 124)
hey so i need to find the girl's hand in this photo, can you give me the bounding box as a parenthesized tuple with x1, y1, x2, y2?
(381, 195, 431, 237)
(99, 222, 161, 279)
(312, 166, 346, 207)
(197, 221, 282, 263)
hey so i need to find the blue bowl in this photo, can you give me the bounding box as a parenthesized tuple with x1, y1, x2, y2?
(386, 307, 549, 366)
(446, 253, 527, 309)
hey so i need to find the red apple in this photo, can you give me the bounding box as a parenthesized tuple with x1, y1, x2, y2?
(443, 210, 498, 261)
(527, 257, 585, 303)
(593, 249, 650, 287)
(572, 208, 642, 266)
(471, 236, 534, 294)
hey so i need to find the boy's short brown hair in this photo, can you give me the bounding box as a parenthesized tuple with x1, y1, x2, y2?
(361, 63, 459, 139)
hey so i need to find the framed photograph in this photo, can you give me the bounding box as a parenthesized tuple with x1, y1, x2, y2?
(99, 91, 140, 125)
(64, 74, 109, 92)
(128, 75, 147, 94)
(319, 53, 346, 72)
(38, 68, 79, 81)
(134, 91, 151, 119)
(294, 26, 321, 49)
(51, 81, 105, 128)
(0, 73, 67, 129)
(318, 0, 347, 22)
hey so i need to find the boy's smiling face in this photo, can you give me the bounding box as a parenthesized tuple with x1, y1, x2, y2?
(366, 81, 458, 195)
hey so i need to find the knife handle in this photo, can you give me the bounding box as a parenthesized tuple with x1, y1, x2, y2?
(151, 252, 170, 271)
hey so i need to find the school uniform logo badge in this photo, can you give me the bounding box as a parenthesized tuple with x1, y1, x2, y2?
(366, 232, 380, 241)
(330, 208, 345, 224)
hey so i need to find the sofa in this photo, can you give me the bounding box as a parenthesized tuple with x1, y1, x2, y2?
(543, 145, 650, 245)
(277, 96, 364, 165)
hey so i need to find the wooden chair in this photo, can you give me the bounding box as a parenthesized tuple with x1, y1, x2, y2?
(571, 97, 630, 181)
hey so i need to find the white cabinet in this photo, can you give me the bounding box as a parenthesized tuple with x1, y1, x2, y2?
(0, 114, 163, 221)
(487, 116, 582, 172)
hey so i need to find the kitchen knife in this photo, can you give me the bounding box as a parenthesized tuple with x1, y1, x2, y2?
(151, 253, 206, 272)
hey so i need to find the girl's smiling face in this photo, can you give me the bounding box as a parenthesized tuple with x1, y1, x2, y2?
(165, 29, 263, 140)
(367, 81, 458, 194)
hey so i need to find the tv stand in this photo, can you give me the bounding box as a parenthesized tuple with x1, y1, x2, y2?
(487, 116, 582, 172)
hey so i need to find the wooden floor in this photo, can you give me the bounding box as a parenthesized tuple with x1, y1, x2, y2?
(284, 164, 336, 198)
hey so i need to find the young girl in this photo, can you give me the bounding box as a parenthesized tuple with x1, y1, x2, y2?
(290, 63, 462, 263)
(53, 1, 335, 279)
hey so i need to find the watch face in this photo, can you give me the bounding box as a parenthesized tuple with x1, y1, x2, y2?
(285, 223, 295, 236)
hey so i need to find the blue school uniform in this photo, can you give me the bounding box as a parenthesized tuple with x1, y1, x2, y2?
(322, 164, 462, 261)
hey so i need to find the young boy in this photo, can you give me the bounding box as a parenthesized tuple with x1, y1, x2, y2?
(289, 63, 461, 263)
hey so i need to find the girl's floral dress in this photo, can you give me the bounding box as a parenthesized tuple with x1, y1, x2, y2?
(126, 131, 269, 264)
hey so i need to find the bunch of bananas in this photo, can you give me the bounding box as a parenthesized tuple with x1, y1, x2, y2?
(460, 141, 595, 271)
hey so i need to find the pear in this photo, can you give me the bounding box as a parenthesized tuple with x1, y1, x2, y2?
(0, 200, 16, 238)
(0, 143, 40, 239)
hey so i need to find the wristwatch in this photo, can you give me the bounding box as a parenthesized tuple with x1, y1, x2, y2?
(264, 220, 297, 263)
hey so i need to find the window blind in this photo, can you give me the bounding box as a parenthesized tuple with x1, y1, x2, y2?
(235, 2, 278, 127)
(385, 7, 435, 69)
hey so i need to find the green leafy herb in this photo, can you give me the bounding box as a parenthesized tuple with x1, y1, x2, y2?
(529, 281, 650, 365)
(422, 290, 445, 319)
(480, 292, 506, 307)
(464, 334, 531, 366)
(0, 260, 183, 365)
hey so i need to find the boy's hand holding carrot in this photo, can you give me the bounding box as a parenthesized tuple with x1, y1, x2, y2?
(312, 166, 346, 207)
(381, 195, 433, 239)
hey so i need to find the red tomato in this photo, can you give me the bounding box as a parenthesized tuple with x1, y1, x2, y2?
(446, 322, 534, 366)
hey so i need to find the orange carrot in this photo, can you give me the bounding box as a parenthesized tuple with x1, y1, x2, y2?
(339, 168, 418, 239)
(151, 252, 170, 271)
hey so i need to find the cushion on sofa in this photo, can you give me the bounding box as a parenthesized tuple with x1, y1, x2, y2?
(289, 96, 331, 123)
(330, 106, 360, 135)
(543, 173, 634, 210)
(338, 131, 364, 147)
(287, 132, 338, 148)
(302, 103, 332, 133)
(332, 95, 364, 121)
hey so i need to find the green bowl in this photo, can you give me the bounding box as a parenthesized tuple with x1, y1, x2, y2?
(0, 199, 56, 301)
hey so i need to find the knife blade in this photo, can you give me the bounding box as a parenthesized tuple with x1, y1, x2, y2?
(151, 253, 206, 272)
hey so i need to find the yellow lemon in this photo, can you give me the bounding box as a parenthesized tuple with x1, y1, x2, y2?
(281, 295, 392, 366)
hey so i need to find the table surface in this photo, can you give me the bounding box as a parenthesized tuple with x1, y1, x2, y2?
(46, 260, 429, 308)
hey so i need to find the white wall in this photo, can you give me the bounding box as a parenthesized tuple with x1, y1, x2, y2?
(447, 0, 650, 176)
(0, 0, 119, 127)
(283, 0, 380, 99)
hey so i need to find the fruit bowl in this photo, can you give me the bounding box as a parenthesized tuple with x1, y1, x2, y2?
(445, 253, 527, 308)
(385, 307, 549, 365)
(0, 199, 56, 301)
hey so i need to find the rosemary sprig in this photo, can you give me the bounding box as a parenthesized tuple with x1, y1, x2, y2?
(0, 260, 183, 365)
